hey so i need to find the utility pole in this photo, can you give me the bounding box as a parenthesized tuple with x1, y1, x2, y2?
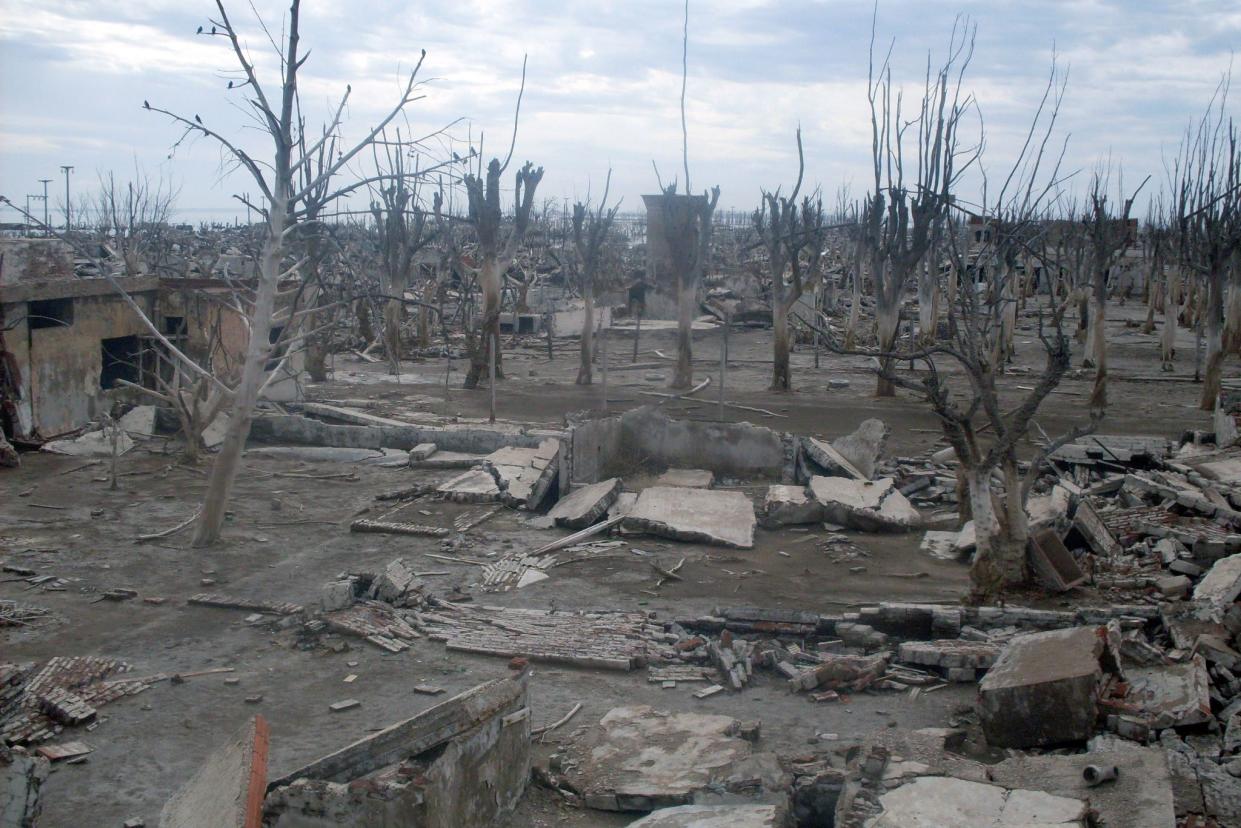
(38, 179, 52, 230)
(60, 165, 73, 229)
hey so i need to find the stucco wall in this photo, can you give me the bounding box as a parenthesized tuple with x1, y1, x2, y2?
(11, 291, 156, 437)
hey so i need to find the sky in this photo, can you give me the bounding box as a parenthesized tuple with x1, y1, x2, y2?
(1, 0, 1238, 227)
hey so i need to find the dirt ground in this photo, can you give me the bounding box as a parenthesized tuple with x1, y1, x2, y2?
(0, 298, 1223, 826)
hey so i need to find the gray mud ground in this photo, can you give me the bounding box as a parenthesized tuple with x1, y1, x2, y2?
(0, 299, 1218, 826)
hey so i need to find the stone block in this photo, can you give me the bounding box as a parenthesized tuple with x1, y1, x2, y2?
(978, 626, 1120, 748)
(408, 443, 438, 462)
(437, 469, 502, 503)
(623, 487, 756, 549)
(656, 468, 714, 488)
(808, 476, 920, 532)
(760, 485, 823, 528)
(546, 478, 621, 529)
(1193, 553, 1241, 612)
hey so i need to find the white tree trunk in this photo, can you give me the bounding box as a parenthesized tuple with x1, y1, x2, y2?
(193, 196, 286, 546)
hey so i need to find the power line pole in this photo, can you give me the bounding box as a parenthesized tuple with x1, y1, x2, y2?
(60, 165, 74, 229)
(38, 179, 52, 231)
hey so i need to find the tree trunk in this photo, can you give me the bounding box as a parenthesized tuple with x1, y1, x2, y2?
(844, 238, 864, 349)
(874, 294, 899, 397)
(1075, 291, 1089, 345)
(1162, 271, 1179, 365)
(193, 196, 286, 547)
(997, 458, 1030, 585)
(416, 277, 435, 349)
(383, 298, 402, 374)
(577, 293, 594, 385)
(772, 300, 791, 391)
(917, 262, 937, 344)
(1201, 271, 1225, 410)
(672, 283, 695, 389)
(1087, 287, 1107, 409)
(965, 467, 1005, 603)
(465, 259, 504, 388)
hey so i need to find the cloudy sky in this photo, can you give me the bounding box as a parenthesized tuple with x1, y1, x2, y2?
(1, 0, 1238, 226)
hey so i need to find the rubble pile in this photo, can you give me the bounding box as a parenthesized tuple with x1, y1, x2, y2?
(1, 657, 147, 746)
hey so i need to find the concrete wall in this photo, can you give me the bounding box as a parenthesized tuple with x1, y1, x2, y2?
(419, 704, 531, 828)
(263, 681, 530, 828)
(248, 413, 565, 455)
(570, 406, 787, 482)
(6, 290, 157, 437)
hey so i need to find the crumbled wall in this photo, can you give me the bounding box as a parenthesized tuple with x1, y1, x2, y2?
(570, 405, 787, 482)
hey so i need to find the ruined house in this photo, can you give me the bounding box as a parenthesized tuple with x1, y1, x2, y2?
(0, 237, 301, 442)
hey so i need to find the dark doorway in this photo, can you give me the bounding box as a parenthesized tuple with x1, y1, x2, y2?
(100, 336, 141, 389)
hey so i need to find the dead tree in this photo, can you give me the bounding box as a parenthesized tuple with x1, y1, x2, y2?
(142, 0, 443, 546)
(94, 170, 179, 278)
(644, 184, 721, 388)
(1081, 171, 1145, 410)
(369, 136, 435, 375)
(460, 159, 544, 388)
(817, 53, 1093, 602)
(1173, 82, 1241, 410)
(754, 129, 827, 390)
(864, 17, 978, 396)
(570, 172, 621, 385)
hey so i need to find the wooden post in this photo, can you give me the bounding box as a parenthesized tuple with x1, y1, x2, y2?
(489, 331, 497, 423)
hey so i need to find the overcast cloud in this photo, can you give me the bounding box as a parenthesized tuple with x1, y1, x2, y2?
(1, 0, 1238, 224)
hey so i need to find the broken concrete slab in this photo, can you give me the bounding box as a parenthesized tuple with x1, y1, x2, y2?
(1193, 552, 1241, 612)
(546, 477, 622, 529)
(483, 439, 561, 509)
(919, 530, 966, 561)
(624, 804, 780, 827)
(118, 405, 157, 438)
(829, 418, 887, 480)
(760, 485, 823, 528)
(437, 469, 502, 503)
(978, 625, 1121, 748)
(986, 748, 1175, 828)
(870, 776, 1086, 828)
(802, 438, 865, 480)
(623, 487, 756, 549)
(245, 446, 393, 463)
(1120, 656, 1212, 730)
(408, 442, 438, 462)
(609, 491, 639, 520)
(161, 715, 268, 828)
(1, 745, 49, 828)
(41, 428, 133, 458)
(656, 468, 715, 488)
(561, 705, 786, 812)
(808, 476, 920, 532)
(1026, 485, 1071, 531)
(368, 559, 425, 607)
(410, 450, 487, 469)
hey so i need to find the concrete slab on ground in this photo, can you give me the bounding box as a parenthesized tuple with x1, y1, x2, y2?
(625, 804, 780, 827)
(561, 705, 785, 812)
(623, 487, 756, 548)
(438, 469, 502, 503)
(547, 478, 622, 529)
